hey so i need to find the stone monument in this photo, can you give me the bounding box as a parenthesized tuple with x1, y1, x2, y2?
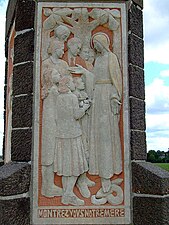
(32, 2, 130, 224)
(1, 0, 169, 225)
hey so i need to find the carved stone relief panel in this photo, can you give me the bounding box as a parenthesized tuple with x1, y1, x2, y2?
(32, 2, 131, 225)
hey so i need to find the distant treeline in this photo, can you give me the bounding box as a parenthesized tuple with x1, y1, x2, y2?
(147, 150, 169, 163)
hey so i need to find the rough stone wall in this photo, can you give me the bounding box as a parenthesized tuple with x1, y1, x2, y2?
(0, 1, 35, 225)
(128, 1, 169, 225)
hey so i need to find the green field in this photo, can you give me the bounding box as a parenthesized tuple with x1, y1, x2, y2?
(155, 163, 169, 172)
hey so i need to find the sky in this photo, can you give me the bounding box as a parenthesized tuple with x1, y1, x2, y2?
(0, 0, 169, 155)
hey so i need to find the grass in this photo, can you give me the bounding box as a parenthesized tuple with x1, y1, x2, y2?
(155, 163, 169, 172)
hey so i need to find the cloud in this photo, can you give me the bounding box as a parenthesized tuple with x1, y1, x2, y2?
(144, 0, 169, 64)
(160, 69, 169, 77)
(147, 135, 169, 152)
(146, 78, 169, 113)
(146, 78, 169, 151)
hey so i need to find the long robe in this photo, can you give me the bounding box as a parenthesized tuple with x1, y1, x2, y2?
(88, 52, 122, 179)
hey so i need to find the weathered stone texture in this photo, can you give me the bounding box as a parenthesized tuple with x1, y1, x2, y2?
(133, 196, 169, 225)
(129, 65, 145, 100)
(14, 30, 34, 65)
(12, 95, 33, 128)
(0, 162, 31, 196)
(132, 0, 143, 8)
(15, 0, 35, 32)
(13, 62, 33, 95)
(131, 131, 147, 160)
(11, 129, 32, 162)
(129, 3, 143, 38)
(130, 98, 146, 130)
(132, 161, 169, 195)
(0, 198, 30, 225)
(128, 34, 144, 68)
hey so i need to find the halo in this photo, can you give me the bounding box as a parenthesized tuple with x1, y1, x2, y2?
(90, 32, 110, 49)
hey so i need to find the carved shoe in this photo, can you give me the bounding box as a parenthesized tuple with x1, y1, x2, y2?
(61, 194, 84, 206)
(41, 185, 63, 197)
(86, 177, 95, 187)
(76, 182, 91, 198)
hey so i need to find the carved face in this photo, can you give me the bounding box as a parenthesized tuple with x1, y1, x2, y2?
(60, 32, 70, 42)
(81, 48, 90, 61)
(93, 40, 104, 53)
(54, 25, 70, 42)
(54, 45, 64, 59)
(69, 42, 82, 57)
(76, 78, 85, 90)
(67, 78, 75, 91)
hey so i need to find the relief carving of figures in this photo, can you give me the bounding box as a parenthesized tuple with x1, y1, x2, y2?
(89, 33, 123, 204)
(54, 76, 90, 205)
(41, 39, 70, 197)
(40, 7, 123, 206)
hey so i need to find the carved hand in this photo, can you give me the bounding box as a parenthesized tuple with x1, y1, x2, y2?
(83, 103, 90, 111)
(69, 64, 87, 75)
(111, 99, 121, 115)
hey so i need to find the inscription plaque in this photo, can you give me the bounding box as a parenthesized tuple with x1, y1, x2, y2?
(32, 2, 131, 224)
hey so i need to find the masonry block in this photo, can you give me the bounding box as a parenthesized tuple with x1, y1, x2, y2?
(128, 34, 144, 68)
(11, 129, 32, 162)
(15, 0, 35, 32)
(0, 162, 31, 196)
(13, 62, 33, 95)
(14, 30, 34, 65)
(130, 98, 146, 130)
(129, 65, 145, 100)
(131, 130, 147, 160)
(129, 3, 143, 38)
(12, 95, 33, 128)
(132, 161, 169, 195)
(132, 0, 143, 8)
(133, 196, 169, 225)
(0, 198, 30, 225)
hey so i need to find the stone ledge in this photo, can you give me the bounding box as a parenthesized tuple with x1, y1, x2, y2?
(0, 162, 31, 196)
(133, 196, 169, 225)
(0, 197, 30, 225)
(132, 161, 169, 195)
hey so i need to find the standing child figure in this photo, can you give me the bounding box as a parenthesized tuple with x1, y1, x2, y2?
(53, 76, 90, 205)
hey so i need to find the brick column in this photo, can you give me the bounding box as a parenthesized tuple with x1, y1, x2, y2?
(128, 1, 169, 225)
(0, 1, 35, 225)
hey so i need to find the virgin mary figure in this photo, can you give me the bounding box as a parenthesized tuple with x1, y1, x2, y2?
(88, 32, 123, 193)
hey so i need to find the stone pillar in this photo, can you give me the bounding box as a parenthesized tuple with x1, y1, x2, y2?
(1, 0, 169, 225)
(0, 1, 35, 225)
(128, 1, 169, 225)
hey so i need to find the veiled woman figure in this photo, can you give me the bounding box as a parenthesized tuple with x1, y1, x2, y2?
(88, 32, 123, 193)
